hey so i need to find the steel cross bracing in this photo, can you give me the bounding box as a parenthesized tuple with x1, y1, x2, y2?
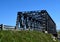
(16, 10, 48, 31)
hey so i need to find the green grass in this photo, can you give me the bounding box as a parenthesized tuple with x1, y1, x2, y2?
(57, 31, 60, 42)
(0, 30, 58, 42)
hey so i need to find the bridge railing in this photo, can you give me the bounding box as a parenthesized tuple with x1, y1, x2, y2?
(0, 24, 3, 30)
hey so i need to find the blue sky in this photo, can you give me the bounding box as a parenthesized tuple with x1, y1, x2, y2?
(0, 0, 60, 30)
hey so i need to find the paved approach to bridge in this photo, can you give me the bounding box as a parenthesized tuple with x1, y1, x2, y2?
(15, 10, 57, 37)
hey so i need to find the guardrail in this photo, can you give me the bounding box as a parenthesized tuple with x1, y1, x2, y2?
(0, 24, 3, 30)
(0, 24, 15, 30)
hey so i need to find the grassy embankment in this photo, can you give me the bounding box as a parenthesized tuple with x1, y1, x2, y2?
(0, 30, 58, 42)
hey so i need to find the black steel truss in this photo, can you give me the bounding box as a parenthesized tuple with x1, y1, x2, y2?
(16, 10, 57, 37)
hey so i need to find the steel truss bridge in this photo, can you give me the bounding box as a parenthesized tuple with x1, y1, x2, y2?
(15, 10, 57, 37)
